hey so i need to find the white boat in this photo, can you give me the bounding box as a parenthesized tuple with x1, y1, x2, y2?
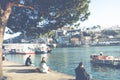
(90, 54, 120, 68)
(35, 44, 52, 54)
(3, 43, 52, 54)
(3, 43, 41, 54)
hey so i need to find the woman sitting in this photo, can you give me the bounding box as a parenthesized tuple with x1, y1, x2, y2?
(39, 57, 51, 73)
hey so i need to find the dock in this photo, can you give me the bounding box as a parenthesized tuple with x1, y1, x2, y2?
(2, 61, 75, 80)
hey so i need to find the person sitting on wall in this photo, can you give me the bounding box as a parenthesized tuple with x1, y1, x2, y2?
(75, 62, 90, 80)
(25, 55, 32, 66)
(39, 57, 51, 73)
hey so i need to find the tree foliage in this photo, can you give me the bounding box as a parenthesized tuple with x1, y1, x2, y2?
(0, 0, 90, 37)
(102, 30, 118, 36)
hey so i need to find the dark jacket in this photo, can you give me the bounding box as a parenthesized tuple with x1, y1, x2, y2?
(75, 67, 90, 80)
(25, 57, 32, 66)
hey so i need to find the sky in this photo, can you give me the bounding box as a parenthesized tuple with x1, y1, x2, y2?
(4, 27, 21, 40)
(80, 0, 120, 28)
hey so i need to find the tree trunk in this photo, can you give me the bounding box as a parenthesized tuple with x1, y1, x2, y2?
(0, 27, 4, 79)
(0, 2, 12, 79)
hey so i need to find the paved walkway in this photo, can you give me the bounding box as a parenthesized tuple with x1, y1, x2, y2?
(2, 61, 75, 80)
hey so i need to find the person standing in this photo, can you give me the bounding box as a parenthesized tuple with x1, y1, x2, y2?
(25, 55, 32, 66)
(75, 62, 90, 80)
(2, 54, 6, 61)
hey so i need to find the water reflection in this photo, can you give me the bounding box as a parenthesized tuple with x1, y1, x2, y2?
(6, 46, 120, 80)
(91, 64, 116, 72)
(6, 54, 49, 67)
(90, 63, 120, 80)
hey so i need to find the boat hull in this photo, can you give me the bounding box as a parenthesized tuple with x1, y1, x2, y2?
(35, 50, 52, 54)
(9, 50, 35, 54)
(16, 52, 35, 54)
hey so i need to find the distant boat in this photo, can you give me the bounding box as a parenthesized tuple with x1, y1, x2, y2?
(3, 43, 38, 54)
(35, 44, 52, 54)
(90, 54, 120, 68)
(3, 43, 52, 54)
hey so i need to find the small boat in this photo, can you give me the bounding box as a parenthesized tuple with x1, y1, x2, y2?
(4, 43, 37, 54)
(3, 43, 52, 54)
(90, 54, 120, 68)
(35, 44, 52, 54)
(35, 49, 52, 54)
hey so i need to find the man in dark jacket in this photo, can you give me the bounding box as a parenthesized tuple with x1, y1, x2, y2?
(75, 62, 90, 80)
(25, 55, 32, 66)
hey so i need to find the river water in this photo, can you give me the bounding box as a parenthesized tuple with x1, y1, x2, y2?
(6, 46, 120, 80)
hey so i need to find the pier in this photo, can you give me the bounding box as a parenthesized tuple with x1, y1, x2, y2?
(3, 61, 75, 80)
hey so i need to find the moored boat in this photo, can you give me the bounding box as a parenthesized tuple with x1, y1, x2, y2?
(35, 44, 52, 54)
(90, 54, 120, 68)
(3, 43, 38, 54)
(3, 43, 52, 54)
(3, 43, 47, 54)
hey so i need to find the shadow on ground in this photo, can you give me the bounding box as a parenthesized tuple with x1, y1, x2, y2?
(7, 69, 36, 73)
(3, 65, 25, 67)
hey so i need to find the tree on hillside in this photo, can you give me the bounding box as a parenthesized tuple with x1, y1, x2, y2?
(102, 30, 118, 36)
(0, 0, 90, 79)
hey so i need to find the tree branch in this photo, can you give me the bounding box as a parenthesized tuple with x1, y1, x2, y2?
(13, 4, 34, 10)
